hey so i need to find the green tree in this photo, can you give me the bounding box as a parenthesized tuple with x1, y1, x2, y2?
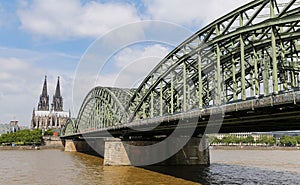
(44, 129, 53, 136)
(295, 135, 300, 144)
(0, 129, 43, 145)
(256, 135, 276, 145)
(211, 137, 221, 144)
(280, 135, 297, 146)
(221, 135, 241, 144)
(242, 135, 255, 144)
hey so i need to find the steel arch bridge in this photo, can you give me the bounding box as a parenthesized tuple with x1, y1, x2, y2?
(63, 0, 300, 136)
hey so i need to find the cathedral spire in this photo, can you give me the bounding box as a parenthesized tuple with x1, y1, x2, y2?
(42, 75, 48, 97)
(52, 76, 63, 111)
(55, 76, 61, 97)
(37, 76, 49, 111)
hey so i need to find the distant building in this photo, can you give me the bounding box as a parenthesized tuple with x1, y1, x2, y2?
(272, 131, 300, 139)
(9, 120, 18, 126)
(0, 121, 20, 135)
(212, 132, 273, 141)
(30, 76, 70, 129)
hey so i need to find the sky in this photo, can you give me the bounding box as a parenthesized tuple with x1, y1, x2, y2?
(0, 0, 251, 126)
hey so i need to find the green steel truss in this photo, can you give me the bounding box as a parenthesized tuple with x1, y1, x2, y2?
(128, 0, 300, 121)
(65, 0, 300, 135)
(75, 87, 132, 133)
(63, 118, 76, 136)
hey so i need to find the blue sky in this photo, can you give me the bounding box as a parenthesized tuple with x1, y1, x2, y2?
(0, 0, 249, 126)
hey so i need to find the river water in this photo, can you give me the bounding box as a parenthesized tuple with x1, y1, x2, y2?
(0, 149, 299, 185)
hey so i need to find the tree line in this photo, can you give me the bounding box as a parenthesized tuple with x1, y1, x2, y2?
(211, 135, 300, 146)
(0, 129, 54, 146)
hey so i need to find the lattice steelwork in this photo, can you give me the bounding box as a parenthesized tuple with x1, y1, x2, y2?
(65, 0, 300, 135)
(128, 0, 300, 121)
(63, 118, 76, 136)
(75, 87, 132, 133)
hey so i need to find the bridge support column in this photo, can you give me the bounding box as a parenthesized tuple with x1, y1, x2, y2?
(64, 139, 93, 152)
(103, 137, 210, 166)
(104, 138, 131, 166)
(162, 137, 210, 165)
(64, 139, 77, 152)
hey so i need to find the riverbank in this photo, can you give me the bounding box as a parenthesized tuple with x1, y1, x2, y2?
(0, 145, 38, 150)
(0, 136, 64, 150)
(0, 145, 64, 150)
(211, 145, 300, 150)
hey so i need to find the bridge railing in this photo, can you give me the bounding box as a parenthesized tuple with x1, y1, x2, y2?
(73, 90, 300, 135)
(225, 90, 300, 112)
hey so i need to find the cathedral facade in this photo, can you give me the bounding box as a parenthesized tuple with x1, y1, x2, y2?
(31, 76, 70, 130)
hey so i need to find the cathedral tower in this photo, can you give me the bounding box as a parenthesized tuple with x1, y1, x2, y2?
(31, 76, 70, 130)
(37, 76, 49, 111)
(52, 76, 63, 111)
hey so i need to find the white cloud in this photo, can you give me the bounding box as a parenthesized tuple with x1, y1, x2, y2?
(0, 57, 40, 125)
(16, 0, 252, 40)
(143, 0, 252, 27)
(114, 44, 169, 68)
(0, 48, 77, 126)
(17, 0, 141, 39)
(0, 58, 32, 94)
(96, 44, 170, 88)
(0, 57, 30, 71)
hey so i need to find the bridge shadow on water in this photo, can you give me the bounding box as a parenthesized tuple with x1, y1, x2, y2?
(77, 147, 211, 184)
(73, 150, 300, 184)
(141, 165, 211, 184)
(77, 150, 103, 158)
(141, 163, 300, 185)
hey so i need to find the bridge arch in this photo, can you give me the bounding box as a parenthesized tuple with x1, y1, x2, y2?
(75, 87, 133, 133)
(63, 0, 300, 135)
(62, 118, 76, 136)
(127, 0, 300, 121)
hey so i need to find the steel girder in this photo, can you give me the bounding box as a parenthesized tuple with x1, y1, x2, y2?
(74, 87, 132, 133)
(127, 0, 300, 121)
(62, 118, 76, 136)
(64, 0, 300, 135)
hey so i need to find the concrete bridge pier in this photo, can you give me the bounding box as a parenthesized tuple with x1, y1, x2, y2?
(64, 139, 93, 152)
(64, 138, 105, 156)
(63, 138, 122, 160)
(104, 136, 210, 166)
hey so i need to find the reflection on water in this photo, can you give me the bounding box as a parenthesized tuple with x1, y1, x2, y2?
(0, 149, 299, 185)
(0, 150, 197, 185)
(145, 164, 300, 185)
(210, 149, 300, 173)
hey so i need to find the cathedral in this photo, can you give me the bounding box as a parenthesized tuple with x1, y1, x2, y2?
(31, 76, 70, 130)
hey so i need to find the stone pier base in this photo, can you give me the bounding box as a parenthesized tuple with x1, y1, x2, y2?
(104, 138, 131, 166)
(162, 137, 210, 165)
(104, 137, 210, 166)
(64, 139, 93, 152)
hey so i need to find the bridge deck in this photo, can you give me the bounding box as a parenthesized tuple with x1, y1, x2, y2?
(61, 91, 300, 140)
